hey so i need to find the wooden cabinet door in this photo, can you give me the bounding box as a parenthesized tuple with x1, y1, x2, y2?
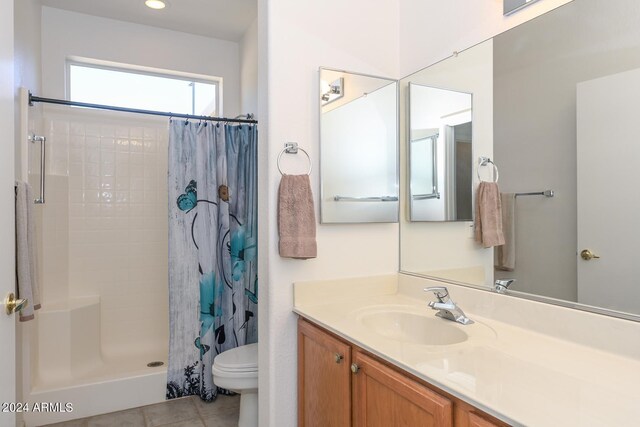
(467, 411, 505, 427)
(298, 319, 352, 427)
(352, 350, 453, 427)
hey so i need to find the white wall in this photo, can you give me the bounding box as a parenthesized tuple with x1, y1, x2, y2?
(240, 18, 258, 117)
(14, 0, 41, 176)
(41, 7, 242, 118)
(0, 0, 16, 425)
(399, 0, 574, 77)
(258, 0, 400, 425)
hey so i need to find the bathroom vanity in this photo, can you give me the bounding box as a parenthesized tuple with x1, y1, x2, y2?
(298, 318, 506, 427)
(304, 1, 640, 425)
(294, 275, 640, 426)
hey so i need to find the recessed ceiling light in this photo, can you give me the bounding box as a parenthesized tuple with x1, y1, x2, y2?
(145, 0, 166, 10)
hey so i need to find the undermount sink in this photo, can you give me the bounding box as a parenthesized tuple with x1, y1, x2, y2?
(358, 309, 469, 346)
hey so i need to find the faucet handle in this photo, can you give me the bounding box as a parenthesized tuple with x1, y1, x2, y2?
(424, 286, 449, 302)
(494, 279, 515, 293)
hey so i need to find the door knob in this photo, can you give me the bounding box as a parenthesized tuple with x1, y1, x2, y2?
(334, 353, 343, 364)
(350, 363, 360, 374)
(580, 249, 600, 261)
(4, 293, 28, 315)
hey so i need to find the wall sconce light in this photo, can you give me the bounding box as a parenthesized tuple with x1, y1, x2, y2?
(504, 0, 542, 15)
(320, 78, 344, 105)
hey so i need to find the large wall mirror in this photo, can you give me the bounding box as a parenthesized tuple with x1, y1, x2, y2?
(400, 0, 640, 320)
(320, 68, 399, 223)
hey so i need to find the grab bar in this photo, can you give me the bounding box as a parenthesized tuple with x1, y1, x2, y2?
(333, 195, 398, 202)
(413, 192, 440, 200)
(29, 134, 45, 204)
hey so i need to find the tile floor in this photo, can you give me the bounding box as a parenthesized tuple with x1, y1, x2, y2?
(43, 394, 240, 427)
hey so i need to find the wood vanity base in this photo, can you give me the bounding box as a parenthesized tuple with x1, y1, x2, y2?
(298, 317, 509, 427)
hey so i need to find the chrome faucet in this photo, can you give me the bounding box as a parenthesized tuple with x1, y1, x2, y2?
(494, 279, 516, 294)
(424, 286, 473, 325)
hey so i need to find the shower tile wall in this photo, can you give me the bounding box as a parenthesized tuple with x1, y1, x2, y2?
(41, 108, 169, 358)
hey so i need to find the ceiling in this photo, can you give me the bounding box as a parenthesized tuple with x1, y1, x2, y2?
(39, 0, 257, 42)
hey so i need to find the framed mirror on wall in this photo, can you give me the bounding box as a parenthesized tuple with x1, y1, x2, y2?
(319, 68, 399, 223)
(408, 83, 473, 222)
(400, 0, 640, 321)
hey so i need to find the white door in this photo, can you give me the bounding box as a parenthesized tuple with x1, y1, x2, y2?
(0, 0, 16, 425)
(576, 67, 640, 314)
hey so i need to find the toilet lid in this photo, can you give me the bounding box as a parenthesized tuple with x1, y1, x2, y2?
(214, 343, 258, 372)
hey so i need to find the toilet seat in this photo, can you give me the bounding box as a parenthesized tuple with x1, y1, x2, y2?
(213, 343, 258, 373)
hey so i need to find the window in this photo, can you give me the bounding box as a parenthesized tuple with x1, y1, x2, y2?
(68, 61, 219, 116)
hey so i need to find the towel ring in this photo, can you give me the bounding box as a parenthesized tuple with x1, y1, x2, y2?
(277, 142, 312, 176)
(477, 156, 499, 183)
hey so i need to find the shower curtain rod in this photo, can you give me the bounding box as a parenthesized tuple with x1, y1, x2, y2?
(28, 92, 258, 124)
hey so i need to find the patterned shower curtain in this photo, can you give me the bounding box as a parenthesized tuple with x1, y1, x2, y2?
(166, 120, 258, 401)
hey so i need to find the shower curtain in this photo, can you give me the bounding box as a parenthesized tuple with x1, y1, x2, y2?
(166, 121, 258, 402)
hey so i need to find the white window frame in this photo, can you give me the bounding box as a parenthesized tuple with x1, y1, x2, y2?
(65, 56, 223, 116)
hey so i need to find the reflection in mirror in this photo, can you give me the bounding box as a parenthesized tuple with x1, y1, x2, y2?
(400, 39, 493, 285)
(320, 68, 398, 223)
(400, 0, 640, 321)
(409, 84, 473, 221)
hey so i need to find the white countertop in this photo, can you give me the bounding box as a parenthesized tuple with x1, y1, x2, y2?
(293, 275, 640, 427)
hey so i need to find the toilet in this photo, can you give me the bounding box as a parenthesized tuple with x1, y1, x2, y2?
(212, 343, 258, 427)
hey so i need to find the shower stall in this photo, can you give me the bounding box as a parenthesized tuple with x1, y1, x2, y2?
(21, 91, 170, 425)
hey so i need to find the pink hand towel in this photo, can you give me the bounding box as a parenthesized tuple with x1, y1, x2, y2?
(474, 182, 505, 248)
(278, 174, 317, 259)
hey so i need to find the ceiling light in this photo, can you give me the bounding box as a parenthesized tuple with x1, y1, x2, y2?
(145, 0, 166, 10)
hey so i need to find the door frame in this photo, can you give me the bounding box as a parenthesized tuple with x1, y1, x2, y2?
(0, 0, 17, 425)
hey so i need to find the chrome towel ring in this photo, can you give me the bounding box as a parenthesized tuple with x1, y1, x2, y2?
(277, 142, 312, 176)
(477, 156, 499, 183)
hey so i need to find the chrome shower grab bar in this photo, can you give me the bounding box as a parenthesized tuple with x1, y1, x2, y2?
(515, 190, 554, 198)
(333, 195, 399, 202)
(29, 134, 46, 204)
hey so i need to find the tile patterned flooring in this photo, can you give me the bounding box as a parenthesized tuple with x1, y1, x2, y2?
(43, 394, 240, 427)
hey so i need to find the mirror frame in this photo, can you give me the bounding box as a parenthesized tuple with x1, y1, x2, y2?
(318, 66, 400, 224)
(398, 1, 640, 323)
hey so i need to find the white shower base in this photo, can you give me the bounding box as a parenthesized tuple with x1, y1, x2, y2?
(24, 360, 167, 426)
(23, 296, 168, 426)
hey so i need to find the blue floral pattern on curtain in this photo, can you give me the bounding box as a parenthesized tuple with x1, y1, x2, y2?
(166, 121, 258, 401)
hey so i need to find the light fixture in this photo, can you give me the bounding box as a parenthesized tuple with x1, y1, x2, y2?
(145, 0, 166, 10)
(320, 78, 344, 106)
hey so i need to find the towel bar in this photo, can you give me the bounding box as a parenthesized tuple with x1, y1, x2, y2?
(515, 190, 554, 198)
(333, 195, 398, 202)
